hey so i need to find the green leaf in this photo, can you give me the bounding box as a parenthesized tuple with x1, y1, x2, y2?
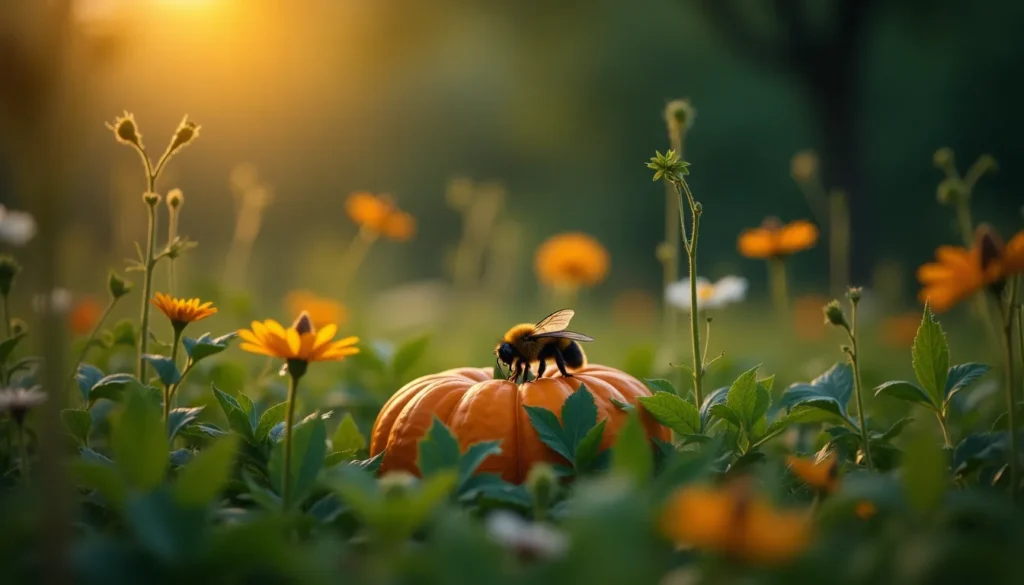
(269, 416, 327, 509)
(643, 378, 677, 395)
(325, 451, 355, 467)
(112, 389, 168, 491)
(0, 331, 27, 363)
(944, 363, 990, 404)
(873, 416, 915, 443)
(243, 472, 282, 511)
(76, 364, 104, 403)
(725, 366, 768, 431)
(352, 451, 386, 473)
(71, 459, 126, 508)
(780, 362, 856, 424)
(212, 384, 255, 443)
(573, 419, 607, 472)
(459, 473, 531, 508)
(699, 386, 729, 426)
(181, 332, 237, 362)
(458, 441, 502, 485)
(89, 373, 142, 404)
(902, 423, 948, 513)
(332, 412, 367, 454)
(523, 405, 572, 462)
(610, 398, 635, 412)
(874, 381, 936, 409)
(953, 433, 1007, 476)
(392, 335, 430, 379)
(142, 354, 181, 386)
(61, 409, 92, 447)
(912, 306, 949, 408)
(417, 417, 461, 476)
(561, 384, 598, 453)
(638, 392, 700, 435)
(167, 406, 205, 440)
(254, 402, 288, 443)
(708, 403, 742, 428)
(611, 412, 653, 484)
(173, 436, 238, 507)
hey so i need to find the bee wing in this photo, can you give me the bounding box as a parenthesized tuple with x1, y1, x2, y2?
(529, 331, 594, 342)
(533, 308, 575, 335)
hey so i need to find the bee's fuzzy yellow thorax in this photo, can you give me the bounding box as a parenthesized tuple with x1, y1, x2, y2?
(502, 323, 537, 343)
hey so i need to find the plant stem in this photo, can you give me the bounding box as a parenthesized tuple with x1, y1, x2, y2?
(17, 424, 29, 486)
(935, 412, 953, 449)
(162, 327, 183, 423)
(138, 200, 159, 381)
(1001, 278, 1020, 500)
(768, 258, 789, 313)
(675, 179, 703, 410)
(66, 298, 117, 401)
(168, 206, 179, 295)
(2, 293, 10, 337)
(848, 300, 874, 471)
(282, 369, 302, 511)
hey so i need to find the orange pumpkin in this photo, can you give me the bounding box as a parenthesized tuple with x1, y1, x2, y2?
(370, 365, 671, 483)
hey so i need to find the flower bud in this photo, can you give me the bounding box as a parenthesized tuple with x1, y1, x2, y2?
(167, 116, 200, 155)
(693, 201, 703, 215)
(167, 188, 184, 209)
(664, 99, 695, 133)
(143, 192, 161, 206)
(525, 462, 559, 514)
(823, 300, 848, 329)
(932, 147, 954, 169)
(0, 256, 21, 296)
(108, 271, 133, 299)
(790, 150, 819, 183)
(10, 318, 27, 336)
(847, 287, 863, 304)
(936, 178, 966, 206)
(107, 111, 144, 149)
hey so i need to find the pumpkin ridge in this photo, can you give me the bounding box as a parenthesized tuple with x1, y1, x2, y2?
(514, 379, 524, 483)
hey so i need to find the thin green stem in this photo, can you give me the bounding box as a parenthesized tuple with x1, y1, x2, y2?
(168, 207, 179, 296)
(675, 179, 703, 410)
(17, 424, 29, 486)
(138, 201, 159, 381)
(1001, 278, 1020, 500)
(768, 258, 789, 313)
(849, 301, 875, 471)
(163, 327, 183, 423)
(66, 298, 117, 401)
(935, 412, 953, 449)
(2, 293, 10, 337)
(282, 371, 300, 511)
(337, 227, 378, 296)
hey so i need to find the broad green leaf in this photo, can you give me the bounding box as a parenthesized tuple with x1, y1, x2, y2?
(573, 419, 607, 472)
(708, 403, 742, 428)
(699, 386, 729, 426)
(459, 473, 531, 508)
(352, 450, 386, 473)
(0, 331, 27, 363)
(255, 402, 288, 443)
(561, 384, 598, 453)
(269, 416, 327, 509)
(61, 409, 92, 447)
(167, 406, 205, 440)
(143, 354, 181, 386)
(953, 433, 1007, 476)
(757, 375, 776, 394)
(458, 440, 502, 485)
(874, 381, 935, 409)
(611, 412, 653, 485)
(725, 366, 768, 431)
(638, 392, 700, 435)
(243, 472, 282, 511)
(785, 403, 852, 426)
(609, 398, 635, 412)
(944, 363, 990, 404)
(643, 378, 677, 395)
(749, 416, 790, 450)
(174, 436, 238, 507)
(325, 451, 356, 466)
(112, 390, 168, 491)
(418, 418, 461, 476)
(332, 412, 367, 453)
(902, 424, 948, 513)
(780, 362, 856, 425)
(182, 332, 237, 362)
(71, 459, 126, 507)
(912, 306, 949, 408)
(89, 373, 142, 404)
(212, 384, 255, 443)
(873, 417, 915, 443)
(523, 405, 572, 462)
(76, 364, 104, 403)
(393, 335, 430, 379)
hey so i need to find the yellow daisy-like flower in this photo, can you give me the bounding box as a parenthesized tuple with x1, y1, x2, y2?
(738, 218, 819, 259)
(345, 192, 416, 242)
(917, 225, 1024, 313)
(285, 290, 348, 327)
(660, 481, 811, 565)
(150, 293, 217, 330)
(787, 451, 839, 494)
(534, 232, 610, 289)
(238, 312, 359, 364)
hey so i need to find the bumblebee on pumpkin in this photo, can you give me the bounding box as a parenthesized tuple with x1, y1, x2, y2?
(495, 309, 594, 383)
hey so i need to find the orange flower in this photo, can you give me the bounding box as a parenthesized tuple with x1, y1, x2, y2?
(738, 218, 819, 259)
(881, 313, 921, 348)
(285, 290, 347, 327)
(534, 232, 610, 289)
(345, 192, 416, 242)
(787, 451, 839, 493)
(917, 225, 1024, 313)
(69, 297, 103, 337)
(855, 501, 877, 520)
(238, 312, 359, 363)
(661, 481, 811, 565)
(150, 293, 217, 330)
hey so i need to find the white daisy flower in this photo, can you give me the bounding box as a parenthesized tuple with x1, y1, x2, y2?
(485, 510, 569, 561)
(666, 276, 748, 310)
(32, 288, 72, 314)
(0, 205, 37, 246)
(0, 386, 46, 425)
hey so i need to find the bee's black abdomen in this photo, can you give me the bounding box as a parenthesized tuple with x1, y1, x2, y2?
(562, 341, 586, 369)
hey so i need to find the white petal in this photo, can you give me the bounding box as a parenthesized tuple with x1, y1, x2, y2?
(712, 276, 749, 305)
(0, 210, 37, 246)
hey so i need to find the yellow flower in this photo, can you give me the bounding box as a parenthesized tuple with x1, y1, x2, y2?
(284, 290, 348, 327)
(917, 225, 1024, 313)
(661, 481, 811, 565)
(150, 293, 217, 330)
(238, 312, 359, 363)
(345, 192, 416, 242)
(534, 232, 610, 289)
(787, 451, 839, 493)
(738, 218, 819, 259)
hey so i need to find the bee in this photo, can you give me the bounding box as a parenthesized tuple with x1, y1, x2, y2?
(495, 309, 594, 383)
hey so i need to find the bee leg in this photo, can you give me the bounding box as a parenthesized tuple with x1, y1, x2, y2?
(553, 348, 572, 378)
(513, 360, 526, 384)
(536, 358, 547, 378)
